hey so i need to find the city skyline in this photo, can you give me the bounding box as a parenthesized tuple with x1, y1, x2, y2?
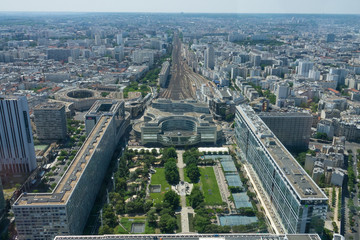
(1, 0, 360, 14)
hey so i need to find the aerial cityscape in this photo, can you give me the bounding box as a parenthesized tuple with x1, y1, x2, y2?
(0, 6, 360, 240)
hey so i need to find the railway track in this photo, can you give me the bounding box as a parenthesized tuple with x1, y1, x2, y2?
(159, 34, 207, 100)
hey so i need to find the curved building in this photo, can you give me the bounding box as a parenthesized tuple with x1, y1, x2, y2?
(133, 99, 222, 146)
(54, 88, 104, 111)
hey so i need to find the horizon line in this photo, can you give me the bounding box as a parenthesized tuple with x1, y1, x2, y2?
(0, 11, 360, 15)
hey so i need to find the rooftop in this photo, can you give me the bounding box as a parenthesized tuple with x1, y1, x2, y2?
(14, 115, 112, 206)
(237, 105, 327, 200)
(34, 102, 64, 110)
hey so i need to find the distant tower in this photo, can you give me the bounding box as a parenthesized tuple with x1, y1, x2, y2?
(297, 61, 314, 77)
(0, 96, 37, 174)
(34, 102, 67, 142)
(94, 34, 101, 46)
(116, 33, 123, 46)
(205, 43, 215, 70)
(326, 33, 335, 43)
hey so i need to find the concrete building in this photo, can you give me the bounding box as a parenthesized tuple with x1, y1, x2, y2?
(235, 105, 328, 234)
(258, 112, 313, 151)
(297, 61, 314, 77)
(204, 43, 215, 70)
(116, 33, 123, 46)
(34, 103, 67, 141)
(0, 96, 37, 174)
(13, 100, 130, 240)
(159, 61, 170, 88)
(132, 50, 154, 66)
(133, 99, 221, 146)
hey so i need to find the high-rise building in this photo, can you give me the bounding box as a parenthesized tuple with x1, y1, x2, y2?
(0, 96, 37, 174)
(326, 33, 335, 43)
(13, 100, 130, 240)
(297, 61, 314, 77)
(204, 43, 215, 70)
(94, 34, 101, 46)
(258, 111, 313, 151)
(235, 105, 328, 234)
(34, 103, 67, 141)
(116, 33, 123, 46)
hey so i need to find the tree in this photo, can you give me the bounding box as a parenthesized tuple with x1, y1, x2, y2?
(159, 214, 177, 233)
(151, 148, 158, 156)
(98, 224, 113, 234)
(164, 190, 180, 210)
(163, 147, 177, 160)
(189, 186, 204, 209)
(316, 132, 329, 140)
(147, 209, 158, 227)
(103, 205, 118, 228)
(164, 161, 180, 185)
(186, 164, 200, 183)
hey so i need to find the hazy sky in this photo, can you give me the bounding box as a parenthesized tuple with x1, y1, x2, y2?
(1, 0, 360, 14)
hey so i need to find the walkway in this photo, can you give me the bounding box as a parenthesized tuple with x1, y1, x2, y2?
(176, 150, 193, 233)
(213, 161, 234, 212)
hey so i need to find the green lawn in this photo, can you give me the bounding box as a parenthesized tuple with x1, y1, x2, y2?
(150, 168, 171, 204)
(198, 167, 223, 205)
(116, 217, 155, 234)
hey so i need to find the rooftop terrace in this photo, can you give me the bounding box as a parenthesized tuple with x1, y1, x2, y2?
(14, 115, 112, 206)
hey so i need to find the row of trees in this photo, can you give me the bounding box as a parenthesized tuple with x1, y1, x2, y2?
(147, 190, 180, 233)
(183, 148, 201, 183)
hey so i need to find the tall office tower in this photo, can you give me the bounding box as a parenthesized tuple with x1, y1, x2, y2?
(0, 96, 37, 174)
(0, 178, 5, 215)
(308, 70, 320, 81)
(235, 105, 328, 234)
(297, 61, 314, 77)
(116, 33, 123, 46)
(204, 43, 215, 70)
(275, 82, 290, 102)
(114, 46, 124, 62)
(326, 33, 335, 43)
(258, 112, 313, 151)
(13, 100, 130, 240)
(330, 68, 348, 86)
(34, 103, 67, 141)
(94, 34, 101, 46)
(47, 49, 72, 62)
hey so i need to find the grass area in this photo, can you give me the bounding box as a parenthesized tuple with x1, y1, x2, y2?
(198, 167, 223, 205)
(3, 188, 16, 200)
(185, 167, 223, 206)
(176, 214, 182, 233)
(34, 144, 49, 151)
(116, 217, 155, 234)
(188, 213, 194, 232)
(150, 168, 171, 204)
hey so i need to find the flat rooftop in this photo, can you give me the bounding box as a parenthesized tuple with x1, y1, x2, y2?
(14, 115, 112, 206)
(34, 102, 64, 110)
(87, 100, 121, 116)
(237, 105, 327, 200)
(160, 61, 170, 75)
